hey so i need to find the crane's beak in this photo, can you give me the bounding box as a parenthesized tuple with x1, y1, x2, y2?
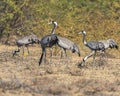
(78, 32, 82, 34)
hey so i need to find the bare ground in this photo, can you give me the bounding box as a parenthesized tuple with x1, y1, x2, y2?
(0, 44, 120, 96)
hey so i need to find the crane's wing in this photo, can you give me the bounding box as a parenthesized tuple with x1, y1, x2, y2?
(86, 41, 105, 51)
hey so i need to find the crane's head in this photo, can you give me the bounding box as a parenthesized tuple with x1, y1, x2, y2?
(78, 30, 86, 35)
(48, 21, 57, 26)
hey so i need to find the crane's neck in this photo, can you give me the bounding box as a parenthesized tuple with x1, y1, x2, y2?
(82, 34, 87, 45)
(51, 24, 57, 34)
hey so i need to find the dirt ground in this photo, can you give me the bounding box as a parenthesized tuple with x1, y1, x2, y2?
(0, 44, 120, 96)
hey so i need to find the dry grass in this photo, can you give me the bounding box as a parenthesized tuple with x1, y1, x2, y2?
(0, 44, 120, 96)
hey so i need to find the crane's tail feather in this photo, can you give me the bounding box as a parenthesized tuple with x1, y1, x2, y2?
(109, 39, 118, 49)
(114, 45, 119, 49)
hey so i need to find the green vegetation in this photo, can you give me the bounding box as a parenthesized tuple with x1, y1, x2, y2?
(0, 0, 120, 45)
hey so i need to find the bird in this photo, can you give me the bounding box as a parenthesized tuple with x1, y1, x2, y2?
(38, 21, 58, 65)
(13, 34, 39, 57)
(78, 30, 105, 67)
(49, 21, 80, 58)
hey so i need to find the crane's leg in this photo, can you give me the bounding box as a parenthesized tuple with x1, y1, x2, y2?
(79, 51, 95, 67)
(60, 48, 67, 58)
(54, 46, 58, 56)
(59, 48, 64, 64)
(93, 51, 96, 67)
(44, 49, 47, 63)
(50, 48, 52, 57)
(13, 46, 20, 56)
(64, 49, 69, 63)
(60, 48, 63, 59)
(64, 49, 67, 57)
(102, 50, 108, 61)
(39, 48, 45, 65)
(64, 49, 69, 69)
(22, 45, 25, 62)
(49, 48, 53, 63)
(99, 50, 107, 67)
(26, 45, 29, 55)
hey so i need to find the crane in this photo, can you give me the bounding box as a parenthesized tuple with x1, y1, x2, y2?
(13, 34, 39, 57)
(38, 21, 58, 65)
(78, 30, 105, 67)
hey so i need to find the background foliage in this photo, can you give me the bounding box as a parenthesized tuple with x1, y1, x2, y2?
(0, 0, 120, 46)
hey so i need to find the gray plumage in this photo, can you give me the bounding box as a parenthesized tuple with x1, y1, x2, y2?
(57, 36, 80, 57)
(38, 21, 58, 65)
(78, 30, 105, 67)
(99, 39, 118, 49)
(49, 21, 80, 58)
(85, 41, 105, 51)
(13, 34, 39, 56)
